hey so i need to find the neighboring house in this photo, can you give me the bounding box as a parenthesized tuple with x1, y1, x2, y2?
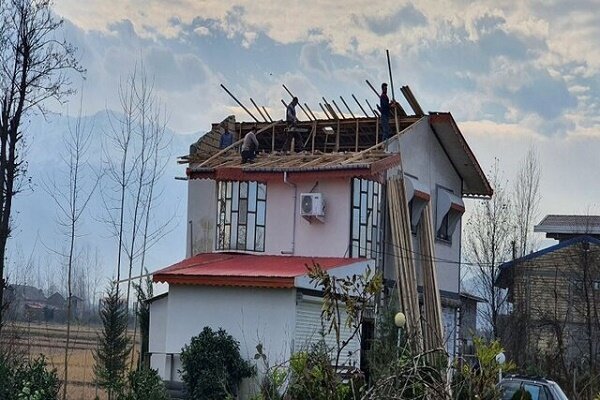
(150, 104, 491, 391)
(496, 215, 600, 367)
(4, 284, 47, 321)
(3, 286, 83, 322)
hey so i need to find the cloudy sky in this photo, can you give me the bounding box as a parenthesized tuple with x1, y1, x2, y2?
(9, 1, 600, 286)
(52, 0, 599, 195)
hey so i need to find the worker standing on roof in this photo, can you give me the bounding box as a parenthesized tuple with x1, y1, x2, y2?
(219, 125, 234, 149)
(286, 97, 299, 125)
(283, 97, 304, 152)
(378, 83, 394, 141)
(241, 126, 259, 163)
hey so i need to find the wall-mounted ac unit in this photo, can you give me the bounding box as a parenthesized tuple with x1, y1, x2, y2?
(300, 193, 325, 221)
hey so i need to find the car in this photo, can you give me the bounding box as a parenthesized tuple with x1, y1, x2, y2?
(498, 375, 569, 400)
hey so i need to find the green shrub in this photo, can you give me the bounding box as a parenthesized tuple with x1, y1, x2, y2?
(180, 326, 255, 400)
(125, 367, 168, 400)
(287, 341, 359, 400)
(0, 355, 61, 400)
(453, 338, 514, 400)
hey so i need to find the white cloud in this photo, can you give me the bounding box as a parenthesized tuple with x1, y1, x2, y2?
(194, 26, 210, 36)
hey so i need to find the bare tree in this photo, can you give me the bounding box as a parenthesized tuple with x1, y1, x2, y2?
(0, 0, 82, 331)
(44, 101, 98, 400)
(464, 160, 513, 339)
(513, 147, 541, 258)
(101, 72, 137, 295)
(101, 64, 173, 318)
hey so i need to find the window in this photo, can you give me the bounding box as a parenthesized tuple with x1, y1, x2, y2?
(216, 181, 266, 252)
(435, 187, 464, 242)
(404, 175, 430, 234)
(350, 179, 382, 258)
(437, 213, 451, 240)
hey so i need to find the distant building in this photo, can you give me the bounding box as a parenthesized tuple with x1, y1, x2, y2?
(3, 285, 84, 323)
(496, 215, 600, 367)
(4, 284, 47, 321)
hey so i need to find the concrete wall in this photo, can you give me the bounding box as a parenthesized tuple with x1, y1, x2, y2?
(265, 178, 351, 257)
(386, 117, 462, 294)
(161, 285, 296, 387)
(148, 295, 169, 377)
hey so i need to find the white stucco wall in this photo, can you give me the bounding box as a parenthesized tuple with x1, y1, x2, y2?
(265, 178, 351, 257)
(386, 117, 462, 295)
(148, 295, 169, 377)
(187, 179, 217, 257)
(161, 285, 296, 385)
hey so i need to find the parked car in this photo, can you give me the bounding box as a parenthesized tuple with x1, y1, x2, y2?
(498, 375, 569, 400)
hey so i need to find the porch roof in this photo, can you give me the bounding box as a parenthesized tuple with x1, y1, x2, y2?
(153, 252, 367, 289)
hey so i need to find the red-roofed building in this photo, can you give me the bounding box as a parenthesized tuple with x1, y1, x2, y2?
(149, 107, 490, 394)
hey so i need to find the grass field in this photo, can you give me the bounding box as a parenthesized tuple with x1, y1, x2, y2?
(2, 321, 139, 400)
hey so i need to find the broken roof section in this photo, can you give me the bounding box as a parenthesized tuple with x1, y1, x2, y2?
(180, 91, 492, 197)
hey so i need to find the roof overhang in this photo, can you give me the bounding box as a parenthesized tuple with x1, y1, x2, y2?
(429, 112, 493, 198)
(187, 153, 401, 183)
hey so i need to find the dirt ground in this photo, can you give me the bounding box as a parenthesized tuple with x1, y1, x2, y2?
(2, 321, 139, 400)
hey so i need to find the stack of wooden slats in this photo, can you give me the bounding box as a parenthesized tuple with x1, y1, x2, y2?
(419, 203, 445, 353)
(387, 175, 423, 352)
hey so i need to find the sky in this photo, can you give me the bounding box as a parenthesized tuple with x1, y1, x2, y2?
(7, 1, 600, 290)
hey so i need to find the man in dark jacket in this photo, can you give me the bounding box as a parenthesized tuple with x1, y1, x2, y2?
(283, 97, 304, 152)
(378, 83, 393, 141)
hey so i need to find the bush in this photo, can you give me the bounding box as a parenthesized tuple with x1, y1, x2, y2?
(0, 355, 61, 400)
(125, 367, 168, 400)
(287, 341, 360, 400)
(453, 338, 514, 400)
(180, 326, 255, 400)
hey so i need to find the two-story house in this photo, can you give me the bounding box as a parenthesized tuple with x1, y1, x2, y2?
(148, 104, 491, 391)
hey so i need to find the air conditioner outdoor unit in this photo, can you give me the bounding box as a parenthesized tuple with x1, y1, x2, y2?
(300, 193, 325, 220)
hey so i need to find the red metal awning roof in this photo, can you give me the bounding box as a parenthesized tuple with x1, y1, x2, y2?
(152, 253, 364, 289)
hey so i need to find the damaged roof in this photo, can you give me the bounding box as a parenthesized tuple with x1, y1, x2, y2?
(181, 108, 491, 197)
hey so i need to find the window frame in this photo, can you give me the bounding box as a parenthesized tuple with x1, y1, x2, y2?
(350, 178, 382, 259)
(216, 180, 267, 252)
(435, 185, 463, 244)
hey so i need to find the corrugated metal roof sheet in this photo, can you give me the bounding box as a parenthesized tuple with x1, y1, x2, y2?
(153, 253, 363, 288)
(535, 215, 600, 234)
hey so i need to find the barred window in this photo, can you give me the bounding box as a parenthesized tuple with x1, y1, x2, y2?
(216, 181, 266, 252)
(350, 178, 382, 258)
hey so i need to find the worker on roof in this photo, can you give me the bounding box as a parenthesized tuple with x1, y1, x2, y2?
(219, 125, 234, 149)
(241, 126, 259, 164)
(377, 83, 396, 141)
(283, 97, 304, 152)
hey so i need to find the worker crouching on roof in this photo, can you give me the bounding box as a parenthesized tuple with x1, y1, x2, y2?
(241, 126, 259, 163)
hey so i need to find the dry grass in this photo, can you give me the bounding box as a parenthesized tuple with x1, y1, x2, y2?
(2, 321, 139, 400)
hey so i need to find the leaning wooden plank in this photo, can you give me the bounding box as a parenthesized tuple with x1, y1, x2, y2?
(387, 176, 423, 353)
(401, 86, 425, 116)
